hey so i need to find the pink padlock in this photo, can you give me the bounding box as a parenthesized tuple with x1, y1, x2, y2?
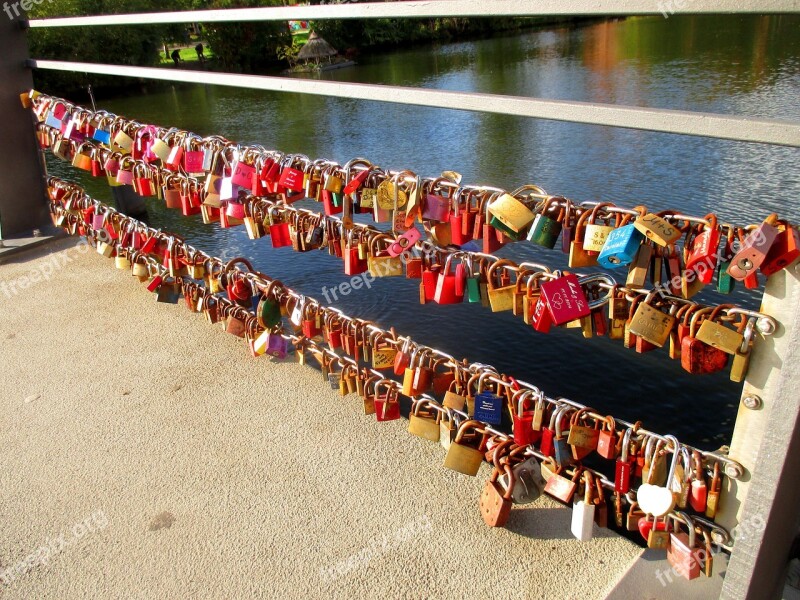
(388, 228, 421, 257)
(231, 160, 256, 189)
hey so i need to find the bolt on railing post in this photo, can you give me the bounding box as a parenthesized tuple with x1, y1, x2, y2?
(718, 260, 800, 599)
(0, 16, 50, 237)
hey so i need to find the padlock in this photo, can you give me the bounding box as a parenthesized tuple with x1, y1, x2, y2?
(571, 472, 596, 541)
(443, 379, 467, 411)
(694, 525, 715, 577)
(525, 196, 564, 248)
(641, 437, 667, 487)
(582, 203, 617, 253)
(343, 230, 369, 276)
(487, 191, 535, 235)
(539, 272, 591, 326)
(705, 462, 721, 519)
(422, 183, 453, 223)
(684, 214, 720, 284)
(761, 220, 800, 276)
(256, 286, 283, 330)
(727, 216, 780, 280)
(540, 403, 566, 458)
(408, 399, 441, 442)
(567, 407, 600, 460)
(626, 501, 646, 531)
(695, 305, 744, 355)
(480, 462, 515, 527)
(367, 234, 403, 277)
(544, 466, 583, 504)
(374, 380, 401, 422)
(433, 254, 466, 305)
(593, 475, 608, 528)
(553, 406, 575, 469)
(502, 449, 545, 505)
(637, 435, 680, 517)
(567, 210, 597, 267)
(597, 416, 619, 460)
(266, 206, 292, 248)
(628, 291, 676, 348)
(597, 222, 644, 268)
(439, 409, 458, 451)
(512, 391, 539, 446)
(667, 513, 701, 580)
(626, 242, 654, 288)
(640, 514, 671, 550)
(681, 308, 729, 374)
(486, 259, 516, 313)
(401, 347, 431, 397)
(431, 359, 456, 397)
(633, 212, 682, 247)
(443, 420, 486, 476)
(472, 373, 504, 425)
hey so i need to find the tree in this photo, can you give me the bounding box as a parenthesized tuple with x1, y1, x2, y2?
(28, 0, 189, 96)
(196, 0, 290, 73)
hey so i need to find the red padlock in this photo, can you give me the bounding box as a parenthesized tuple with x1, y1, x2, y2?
(433, 254, 465, 305)
(761, 221, 800, 276)
(685, 214, 720, 285)
(512, 391, 539, 446)
(539, 273, 591, 326)
(727, 216, 779, 281)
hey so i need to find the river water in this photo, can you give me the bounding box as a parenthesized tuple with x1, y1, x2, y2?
(51, 15, 800, 448)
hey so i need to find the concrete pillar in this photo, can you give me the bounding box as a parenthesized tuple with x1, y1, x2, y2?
(0, 17, 50, 237)
(718, 262, 800, 599)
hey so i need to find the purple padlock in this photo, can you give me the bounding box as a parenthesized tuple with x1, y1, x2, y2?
(266, 333, 287, 359)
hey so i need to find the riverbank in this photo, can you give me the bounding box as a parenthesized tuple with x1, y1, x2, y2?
(0, 238, 649, 599)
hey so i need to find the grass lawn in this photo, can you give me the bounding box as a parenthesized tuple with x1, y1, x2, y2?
(159, 46, 214, 65)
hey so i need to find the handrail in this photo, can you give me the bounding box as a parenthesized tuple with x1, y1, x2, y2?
(26, 0, 800, 28)
(29, 61, 800, 147)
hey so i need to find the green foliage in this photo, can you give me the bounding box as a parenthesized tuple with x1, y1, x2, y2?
(28, 0, 183, 96)
(276, 38, 303, 67)
(197, 0, 290, 73)
(315, 16, 555, 52)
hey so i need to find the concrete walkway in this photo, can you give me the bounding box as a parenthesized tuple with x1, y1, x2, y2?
(0, 238, 667, 599)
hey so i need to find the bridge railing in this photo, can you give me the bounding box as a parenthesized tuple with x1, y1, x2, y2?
(4, 3, 800, 598)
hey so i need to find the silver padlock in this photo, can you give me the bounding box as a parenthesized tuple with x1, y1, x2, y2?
(502, 455, 546, 504)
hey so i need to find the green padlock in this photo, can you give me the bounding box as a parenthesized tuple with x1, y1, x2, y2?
(464, 260, 481, 303)
(716, 261, 735, 294)
(489, 216, 524, 241)
(257, 282, 283, 328)
(716, 227, 735, 294)
(526, 197, 564, 248)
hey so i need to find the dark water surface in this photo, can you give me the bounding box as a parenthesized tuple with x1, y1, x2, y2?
(50, 15, 800, 448)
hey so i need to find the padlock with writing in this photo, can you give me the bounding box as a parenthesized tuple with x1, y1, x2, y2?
(598, 220, 644, 268)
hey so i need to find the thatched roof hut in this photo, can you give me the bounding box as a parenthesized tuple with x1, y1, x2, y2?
(297, 31, 338, 64)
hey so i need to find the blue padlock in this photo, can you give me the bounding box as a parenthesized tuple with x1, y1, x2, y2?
(552, 406, 575, 468)
(473, 373, 504, 425)
(92, 128, 112, 145)
(597, 223, 644, 268)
